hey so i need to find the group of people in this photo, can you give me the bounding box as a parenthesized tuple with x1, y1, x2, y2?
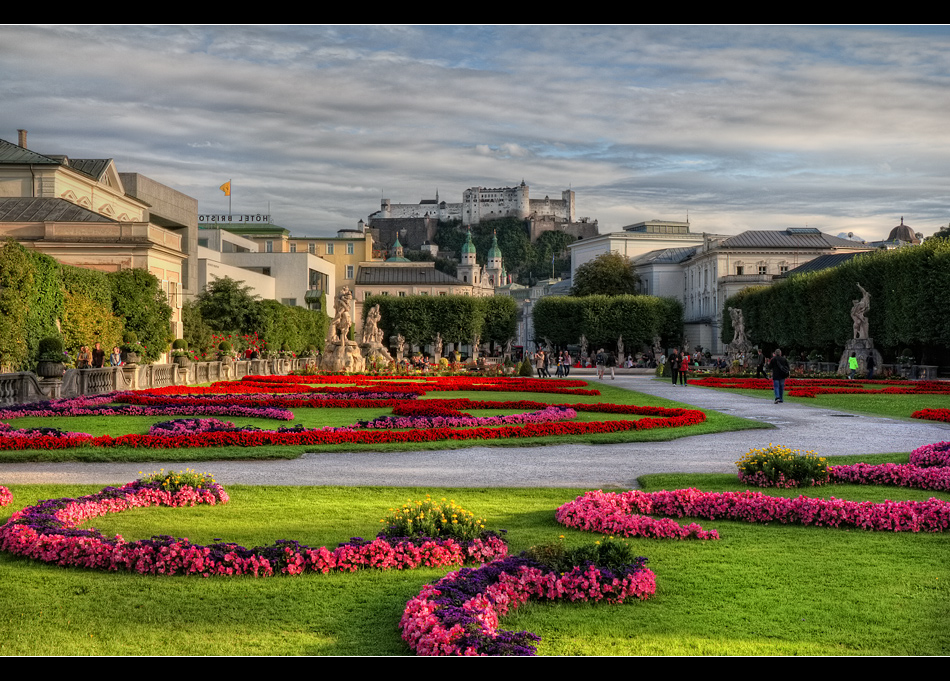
(75, 342, 123, 369)
(533, 350, 573, 378)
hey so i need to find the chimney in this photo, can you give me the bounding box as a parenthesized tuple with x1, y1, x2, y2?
(17, 129, 27, 148)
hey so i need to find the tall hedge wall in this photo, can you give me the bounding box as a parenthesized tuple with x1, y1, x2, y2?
(721, 241, 950, 364)
(362, 295, 517, 347)
(532, 295, 683, 352)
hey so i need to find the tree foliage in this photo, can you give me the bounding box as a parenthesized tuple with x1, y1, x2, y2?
(363, 295, 516, 348)
(532, 295, 682, 352)
(107, 269, 173, 362)
(570, 252, 640, 296)
(197, 277, 263, 336)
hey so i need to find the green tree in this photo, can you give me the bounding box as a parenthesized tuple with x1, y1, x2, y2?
(107, 269, 173, 362)
(571, 252, 640, 296)
(197, 277, 264, 336)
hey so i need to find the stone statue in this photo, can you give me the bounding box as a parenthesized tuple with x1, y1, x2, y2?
(320, 287, 365, 373)
(471, 334, 480, 362)
(359, 304, 393, 368)
(579, 334, 588, 360)
(617, 335, 624, 362)
(725, 307, 753, 367)
(544, 336, 553, 356)
(503, 337, 513, 362)
(652, 335, 663, 360)
(729, 307, 747, 345)
(433, 332, 443, 363)
(850, 283, 871, 340)
(395, 334, 406, 363)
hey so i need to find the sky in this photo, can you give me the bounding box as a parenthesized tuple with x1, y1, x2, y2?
(2, 25, 948, 242)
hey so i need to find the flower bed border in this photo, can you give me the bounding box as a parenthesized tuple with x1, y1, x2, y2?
(0, 481, 507, 576)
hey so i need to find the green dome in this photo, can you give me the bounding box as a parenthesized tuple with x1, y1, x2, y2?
(462, 230, 477, 255)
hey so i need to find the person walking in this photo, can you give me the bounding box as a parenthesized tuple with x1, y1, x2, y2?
(595, 349, 606, 380)
(769, 349, 790, 403)
(755, 350, 766, 379)
(668, 348, 680, 386)
(848, 352, 858, 380)
(679, 352, 689, 385)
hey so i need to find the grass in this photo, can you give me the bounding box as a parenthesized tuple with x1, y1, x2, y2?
(0, 381, 770, 463)
(689, 380, 950, 420)
(1, 470, 948, 655)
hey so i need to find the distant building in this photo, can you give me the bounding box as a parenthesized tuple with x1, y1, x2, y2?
(368, 181, 597, 249)
(0, 130, 193, 338)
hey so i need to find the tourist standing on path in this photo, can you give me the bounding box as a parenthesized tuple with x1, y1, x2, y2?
(595, 349, 606, 380)
(606, 351, 616, 380)
(562, 351, 571, 377)
(769, 349, 790, 403)
(669, 348, 680, 385)
(848, 352, 859, 380)
(679, 352, 689, 385)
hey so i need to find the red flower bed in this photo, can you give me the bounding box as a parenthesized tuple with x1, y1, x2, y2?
(691, 376, 950, 398)
(912, 409, 950, 423)
(0, 376, 707, 451)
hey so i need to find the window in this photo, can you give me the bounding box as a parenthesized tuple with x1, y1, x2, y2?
(346, 243, 354, 255)
(345, 265, 354, 279)
(265, 241, 273, 253)
(326, 243, 334, 255)
(364, 291, 372, 299)
(736, 265, 744, 275)
(439, 292, 447, 296)
(758, 265, 767, 275)
(308, 243, 316, 254)
(290, 243, 296, 253)
(780, 264, 789, 275)
(281, 298, 297, 307)
(398, 291, 406, 297)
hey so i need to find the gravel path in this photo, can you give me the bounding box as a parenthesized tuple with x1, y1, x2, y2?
(2, 375, 948, 489)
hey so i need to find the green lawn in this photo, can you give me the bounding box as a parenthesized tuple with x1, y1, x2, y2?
(1, 472, 947, 655)
(0, 381, 770, 463)
(688, 380, 950, 420)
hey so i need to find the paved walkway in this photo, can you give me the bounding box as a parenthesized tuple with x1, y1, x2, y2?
(2, 375, 948, 489)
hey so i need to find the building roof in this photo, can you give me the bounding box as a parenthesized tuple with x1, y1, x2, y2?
(0, 197, 119, 223)
(0, 138, 61, 165)
(781, 252, 869, 277)
(717, 228, 869, 250)
(633, 246, 697, 265)
(887, 217, 920, 244)
(356, 265, 465, 286)
(66, 159, 113, 181)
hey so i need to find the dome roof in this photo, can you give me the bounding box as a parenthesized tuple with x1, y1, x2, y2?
(887, 217, 920, 244)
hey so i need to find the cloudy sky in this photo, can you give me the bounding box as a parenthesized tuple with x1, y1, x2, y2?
(2, 25, 948, 241)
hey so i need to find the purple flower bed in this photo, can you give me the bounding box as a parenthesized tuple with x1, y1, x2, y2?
(357, 406, 577, 430)
(0, 393, 293, 421)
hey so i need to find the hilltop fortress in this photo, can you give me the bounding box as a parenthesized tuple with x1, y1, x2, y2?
(368, 181, 598, 249)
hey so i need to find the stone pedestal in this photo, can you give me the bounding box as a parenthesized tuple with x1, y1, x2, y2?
(321, 339, 365, 373)
(837, 338, 884, 376)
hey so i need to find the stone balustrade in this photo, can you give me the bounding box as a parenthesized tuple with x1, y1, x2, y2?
(0, 358, 307, 405)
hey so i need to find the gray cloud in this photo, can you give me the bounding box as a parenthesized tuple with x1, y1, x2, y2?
(2, 25, 948, 239)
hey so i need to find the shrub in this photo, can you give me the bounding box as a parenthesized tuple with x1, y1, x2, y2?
(524, 536, 644, 575)
(138, 468, 217, 493)
(380, 496, 487, 542)
(172, 339, 188, 350)
(736, 444, 829, 488)
(37, 336, 65, 361)
(519, 357, 533, 377)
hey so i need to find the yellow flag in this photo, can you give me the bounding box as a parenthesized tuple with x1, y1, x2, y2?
(220, 181, 231, 196)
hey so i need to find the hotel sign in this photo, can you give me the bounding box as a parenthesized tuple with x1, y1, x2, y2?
(199, 214, 271, 223)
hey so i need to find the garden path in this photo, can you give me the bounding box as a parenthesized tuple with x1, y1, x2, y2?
(2, 376, 948, 489)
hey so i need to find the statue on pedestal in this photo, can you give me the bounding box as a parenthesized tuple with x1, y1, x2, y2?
(851, 283, 871, 340)
(320, 287, 365, 373)
(360, 304, 393, 369)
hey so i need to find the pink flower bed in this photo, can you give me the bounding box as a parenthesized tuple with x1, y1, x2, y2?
(556, 490, 720, 540)
(557, 487, 950, 536)
(0, 486, 11, 506)
(0, 480, 507, 577)
(400, 555, 657, 656)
